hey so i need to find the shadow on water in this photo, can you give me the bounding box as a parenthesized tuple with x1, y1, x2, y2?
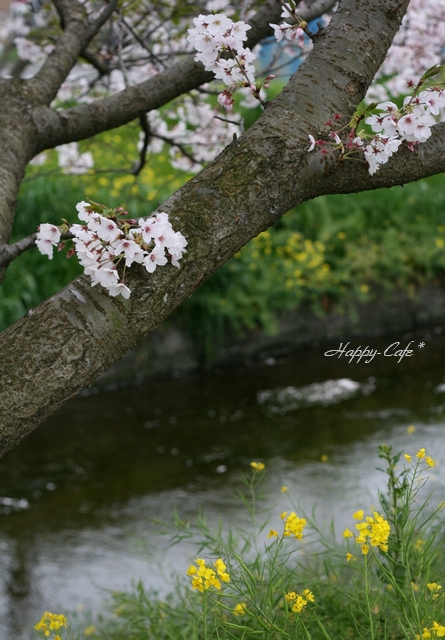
(1, 326, 445, 637)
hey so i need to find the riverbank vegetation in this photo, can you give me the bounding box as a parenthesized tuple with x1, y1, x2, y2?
(35, 445, 445, 640)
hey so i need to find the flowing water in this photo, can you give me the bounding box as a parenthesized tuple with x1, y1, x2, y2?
(1, 326, 445, 638)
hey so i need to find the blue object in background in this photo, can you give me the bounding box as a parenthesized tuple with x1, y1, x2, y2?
(257, 18, 322, 78)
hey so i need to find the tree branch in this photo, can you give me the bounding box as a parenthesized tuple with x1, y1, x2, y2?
(27, 0, 118, 105)
(29, 0, 337, 151)
(0, 0, 417, 457)
(0, 231, 74, 268)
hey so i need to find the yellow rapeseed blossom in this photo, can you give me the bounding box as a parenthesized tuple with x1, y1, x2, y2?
(407, 425, 416, 434)
(416, 628, 432, 639)
(346, 552, 354, 562)
(404, 454, 412, 463)
(214, 558, 230, 583)
(250, 462, 265, 472)
(428, 583, 442, 599)
(186, 558, 230, 592)
(281, 511, 307, 540)
(35, 612, 68, 637)
(345, 510, 390, 554)
(285, 589, 314, 614)
(84, 626, 98, 636)
(280, 486, 289, 493)
(416, 448, 426, 459)
(233, 602, 247, 616)
(431, 622, 445, 637)
(321, 454, 328, 462)
(425, 456, 435, 468)
(303, 589, 315, 602)
(268, 529, 279, 538)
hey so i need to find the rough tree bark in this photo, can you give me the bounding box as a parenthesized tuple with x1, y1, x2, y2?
(0, 0, 444, 457)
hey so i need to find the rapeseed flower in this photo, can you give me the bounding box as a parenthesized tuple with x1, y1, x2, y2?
(344, 510, 390, 554)
(416, 448, 426, 459)
(285, 589, 314, 614)
(428, 583, 442, 599)
(404, 454, 412, 463)
(187, 558, 230, 592)
(233, 602, 247, 616)
(416, 627, 432, 639)
(407, 425, 416, 434)
(250, 461, 265, 472)
(35, 612, 68, 637)
(268, 529, 278, 538)
(280, 485, 289, 493)
(346, 552, 354, 562)
(280, 511, 306, 540)
(425, 456, 435, 467)
(431, 622, 445, 637)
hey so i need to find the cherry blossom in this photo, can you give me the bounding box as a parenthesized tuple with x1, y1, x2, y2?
(188, 13, 265, 109)
(307, 86, 445, 175)
(36, 202, 187, 299)
(35, 224, 61, 259)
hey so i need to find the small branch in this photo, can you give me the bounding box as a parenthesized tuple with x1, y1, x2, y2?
(121, 16, 166, 69)
(132, 115, 151, 176)
(28, 0, 119, 104)
(153, 134, 200, 166)
(80, 49, 110, 76)
(0, 231, 74, 268)
(214, 115, 244, 129)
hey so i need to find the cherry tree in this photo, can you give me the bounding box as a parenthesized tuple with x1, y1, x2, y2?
(0, 0, 445, 458)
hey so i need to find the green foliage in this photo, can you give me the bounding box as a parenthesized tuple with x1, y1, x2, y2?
(175, 173, 445, 358)
(2, 121, 445, 351)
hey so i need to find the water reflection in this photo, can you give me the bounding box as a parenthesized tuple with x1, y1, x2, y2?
(1, 327, 445, 638)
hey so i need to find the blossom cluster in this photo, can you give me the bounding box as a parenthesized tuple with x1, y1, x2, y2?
(56, 143, 94, 175)
(187, 558, 230, 591)
(404, 447, 435, 467)
(285, 589, 315, 614)
(35, 201, 187, 299)
(343, 510, 391, 555)
(270, 4, 307, 48)
(187, 13, 261, 110)
(34, 612, 67, 638)
(268, 510, 307, 540)
(417, 621, 445, 639)
(308, 86, 445, 175)
(144, 97, 239, 172)
(362, 89, 445, 174)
